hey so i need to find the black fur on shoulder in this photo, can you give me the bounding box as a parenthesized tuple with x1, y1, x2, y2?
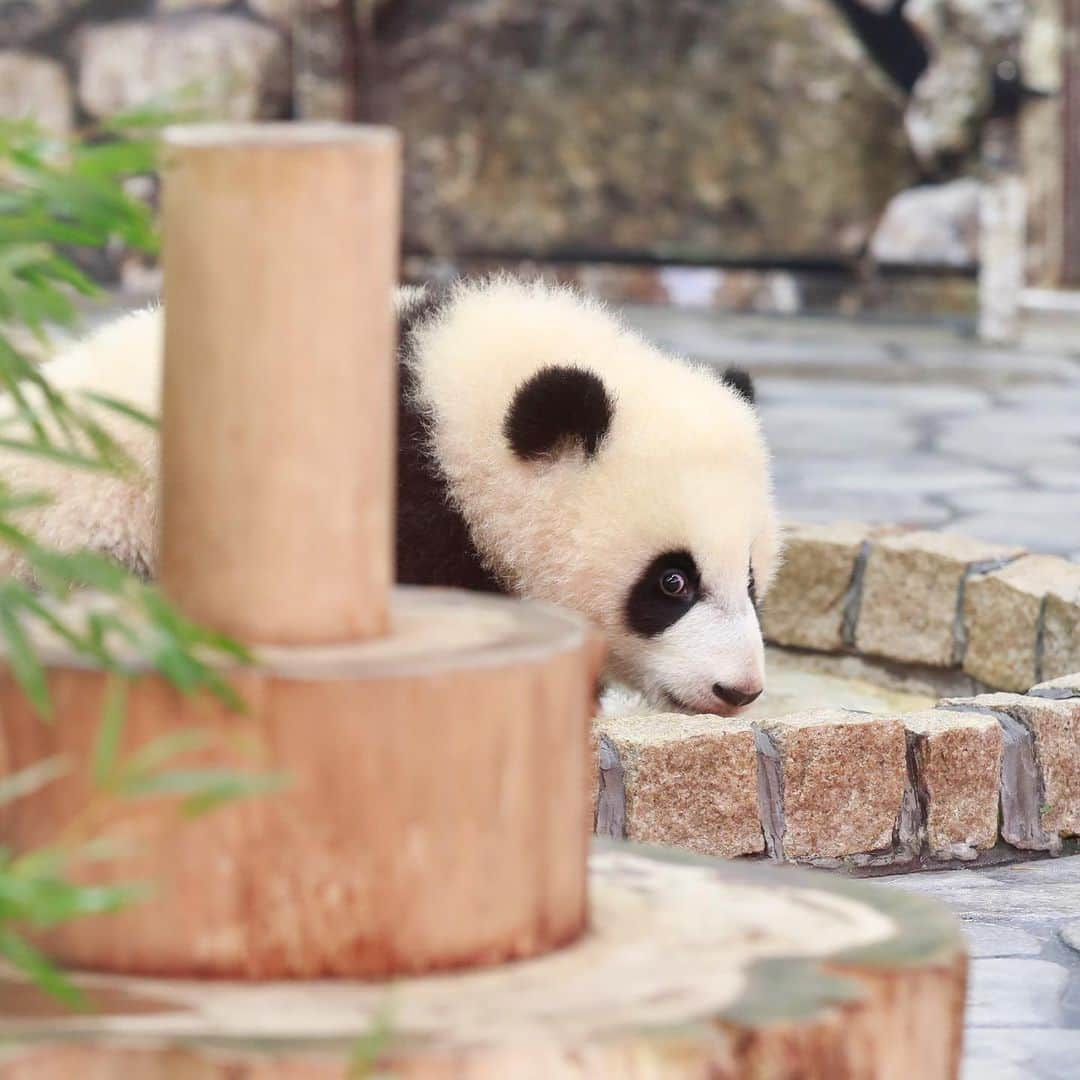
(504, 365, 614, 461)
(395, 285, 502, 593)
(719, 366, 755, 406)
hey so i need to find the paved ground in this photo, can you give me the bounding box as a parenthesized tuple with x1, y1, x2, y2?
(877, 859, 1080, 1080)
(622, 306, 1080, 560)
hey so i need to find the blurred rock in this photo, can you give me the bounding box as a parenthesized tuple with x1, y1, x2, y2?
(291, 0, 351, 120)
(906, 0, 1023, 47)
(870, 178, 981, 267)
(248, 0, 299, 20)
(156, 0, 231, 11)
(904, 0, 1023, 167)
(77, 15, 290, 122)
(0, 0, 88, 48)
(0, 50, 72, 134)
(374, 0, 917, 262)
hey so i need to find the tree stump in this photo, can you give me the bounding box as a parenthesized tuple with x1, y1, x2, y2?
(0, 589, 600, 978)
(0, 845, 967, 1078)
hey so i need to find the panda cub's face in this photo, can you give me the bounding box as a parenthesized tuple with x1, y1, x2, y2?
(620, 547, 764, 716)
(499, 361, 776, 718)
(413, 280, 780, 717)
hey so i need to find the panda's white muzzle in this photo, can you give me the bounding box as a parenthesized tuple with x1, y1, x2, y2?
(647, 596, 766, 717)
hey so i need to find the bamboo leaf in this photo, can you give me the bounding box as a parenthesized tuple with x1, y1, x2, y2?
(0, 930, 85, 1008)
(79, 391, 159, 429)
(115, 767, 289, 817)
(91, 676, 127, 789)
(0, 757, 69, 806)
(0, 603, 50, 717)
(118, 729, 212, 784)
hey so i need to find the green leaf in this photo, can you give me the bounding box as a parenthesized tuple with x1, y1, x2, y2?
(0, 756, 69, 806)
(0, 929, 85, 1009)
(180, 769, 289, 818)
(91, 675, 127, 789)
(26, 548, 130, 593)
(0, 603, 51, 717)
(0, 437, 118, 472)
(72, 139, 157, 180)
(116, 767, 289, 817)
(0, 875, 147, 928)
(348, 998, 397, 1080)
(118, 729, 212, 784)
(79, 391, 159, 429)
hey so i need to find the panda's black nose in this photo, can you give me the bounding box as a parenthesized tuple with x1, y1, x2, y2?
(713, 683, 762, 708)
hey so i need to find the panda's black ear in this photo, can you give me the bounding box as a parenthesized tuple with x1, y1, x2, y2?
(504, 365, 614, 461)
(719, 366, 755, 406)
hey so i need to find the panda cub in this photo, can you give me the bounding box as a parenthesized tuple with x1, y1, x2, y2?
(1, 278, 781, 716)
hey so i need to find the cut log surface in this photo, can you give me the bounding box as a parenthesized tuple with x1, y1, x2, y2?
(0, 588, 600, 980)
(0, 845, 967, 1079)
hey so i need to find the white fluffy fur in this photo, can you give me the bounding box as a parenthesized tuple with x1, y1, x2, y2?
(1, 280, 781, 714)
(0, 306, 162, 580)
(410, 278, 780, 714)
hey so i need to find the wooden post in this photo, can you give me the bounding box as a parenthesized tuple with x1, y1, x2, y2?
(158, 124, 400, 645)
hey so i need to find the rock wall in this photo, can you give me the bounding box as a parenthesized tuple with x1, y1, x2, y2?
(0, 0, 1053, 287)
(371, 0, 916, 263)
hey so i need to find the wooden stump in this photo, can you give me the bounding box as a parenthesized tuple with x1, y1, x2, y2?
(0, 845, 967, 1079)
(0, 589, 600, 979)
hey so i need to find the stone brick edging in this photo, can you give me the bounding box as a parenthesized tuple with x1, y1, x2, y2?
(593, 524, 1080, 869)
(763, 522, 1080, 692)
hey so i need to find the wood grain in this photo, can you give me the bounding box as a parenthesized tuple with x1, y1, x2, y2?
(0, 589, 600, 979)
(158, 124, 401, 645)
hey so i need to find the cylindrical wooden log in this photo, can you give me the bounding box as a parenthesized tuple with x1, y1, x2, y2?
(158, 124, 401, 645)
(0, 590, 599, 979)
(0, 846, 968, 1079)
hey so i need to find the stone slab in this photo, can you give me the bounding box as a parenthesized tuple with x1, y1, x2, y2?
(1042, 567, 1080, 683)
(1031, 674, 1080, 699)
(963, 922, 1042, 958)
(953, 693, 1080, 841)
(1060, 918, 1080, 955)
(961, 1029, 1080, 1080)
(966, 958, 1068, 1028)
(963, 555, 1072, 691)
(906, 709, 1003, 859)
(0, 50, 72, 135)
(757, 709, 906, 861)
(878, 858, 1080, 922)
(761, 521, 879, 652)
(594, 713, 763, 858)
(855, 531, 1021, 667)
(77, 15, 290, 122)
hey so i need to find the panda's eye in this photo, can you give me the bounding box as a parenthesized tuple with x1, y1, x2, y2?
(659, 569, 692, 600)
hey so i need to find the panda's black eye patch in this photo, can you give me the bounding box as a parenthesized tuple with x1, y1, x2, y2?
(626, 550, 700, 638)
(504, 365, 614, 461)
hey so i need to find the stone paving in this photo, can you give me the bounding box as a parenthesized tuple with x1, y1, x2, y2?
(621, 307, 1080, 560)
(878, 859, 1080, 1080)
